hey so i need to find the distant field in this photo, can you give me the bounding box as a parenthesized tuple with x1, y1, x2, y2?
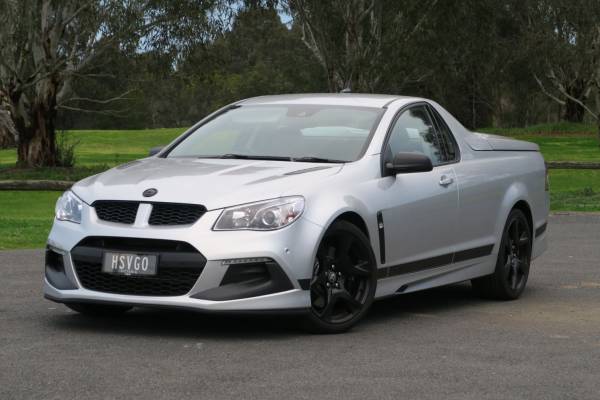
(480, 123, 600, 162)
(0, 128, 186, 178)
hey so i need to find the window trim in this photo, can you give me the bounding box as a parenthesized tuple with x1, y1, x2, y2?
(426, 104, 461, 165)
(380, 101, 460, 176)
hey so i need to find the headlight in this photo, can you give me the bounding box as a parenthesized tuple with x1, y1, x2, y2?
(213, 196, 304, 231)
(55, 190, 83, 224)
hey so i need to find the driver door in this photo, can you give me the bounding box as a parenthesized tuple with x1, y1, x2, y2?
(378, 104, 459, 276)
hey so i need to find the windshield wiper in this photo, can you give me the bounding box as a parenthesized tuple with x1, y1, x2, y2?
(200, 154, 293, 161)
(292, 156, 348, 164)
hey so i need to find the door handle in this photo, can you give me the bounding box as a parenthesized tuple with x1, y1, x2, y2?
(439, 175, 454, 187)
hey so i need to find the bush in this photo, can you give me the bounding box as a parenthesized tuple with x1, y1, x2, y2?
(55, 131, 79, 167)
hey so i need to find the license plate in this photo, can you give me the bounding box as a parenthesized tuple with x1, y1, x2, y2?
(102, 252, 158, 276)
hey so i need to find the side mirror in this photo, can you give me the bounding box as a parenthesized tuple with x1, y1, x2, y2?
(149, 146, 164, 157)
(385, 152, 433, 175)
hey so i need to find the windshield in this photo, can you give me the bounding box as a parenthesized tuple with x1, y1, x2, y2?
(166, 104, 383, 162)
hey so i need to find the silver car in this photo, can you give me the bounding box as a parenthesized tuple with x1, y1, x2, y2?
(45, 94, 549, 333)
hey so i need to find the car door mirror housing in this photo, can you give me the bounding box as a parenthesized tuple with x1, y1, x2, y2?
(385, 152, 433, 175)
(149, 146, 164, 157)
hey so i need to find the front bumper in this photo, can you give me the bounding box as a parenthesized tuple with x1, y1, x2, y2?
(44, 207, 322, 312)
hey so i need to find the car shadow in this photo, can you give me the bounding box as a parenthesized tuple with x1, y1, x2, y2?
(47, 282, 507, 339)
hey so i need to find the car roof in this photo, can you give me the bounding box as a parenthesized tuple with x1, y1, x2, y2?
(237, 93, 420, 108)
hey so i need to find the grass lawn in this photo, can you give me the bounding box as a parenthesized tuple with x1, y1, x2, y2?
(480, 123, 600, 162)
(549, 170, 600, 212)
(0, 128, 186, 180)
(0, 191, 61, 250)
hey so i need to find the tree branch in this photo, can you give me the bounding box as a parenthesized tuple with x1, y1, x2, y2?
(534, 73, 566, 106)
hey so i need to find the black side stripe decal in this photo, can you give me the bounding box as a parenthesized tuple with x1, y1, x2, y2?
(376, 211, 386, 265)
(378, 244, 494, 279)
(453, 244, 495, 263)
(535, 222, 547, 238)
(385, 253, 453, 278)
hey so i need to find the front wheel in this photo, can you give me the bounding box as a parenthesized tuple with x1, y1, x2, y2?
(472, 209, 532, 300)
(303, 221, 377, 333)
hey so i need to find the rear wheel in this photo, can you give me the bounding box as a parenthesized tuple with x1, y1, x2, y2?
(66, 302, 133, 316)
(304, 221, 377, 333)
(472, 209, 532, 300)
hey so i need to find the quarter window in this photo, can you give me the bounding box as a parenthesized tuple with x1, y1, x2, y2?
(429, 106, 459, 163)
(386, 105, 444, 166)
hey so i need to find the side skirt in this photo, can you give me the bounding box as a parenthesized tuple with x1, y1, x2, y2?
(378, 244, 494, 279)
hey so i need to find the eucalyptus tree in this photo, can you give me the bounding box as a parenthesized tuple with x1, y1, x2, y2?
(0, 0, 222, 167)
(285, 0, 439, 93)
(528, 0, 600, 125)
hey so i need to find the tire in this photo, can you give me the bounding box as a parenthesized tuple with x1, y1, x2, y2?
(303, 220, 377, 334)
(472, 208, 532, 300)
(66, 302, 133, 316)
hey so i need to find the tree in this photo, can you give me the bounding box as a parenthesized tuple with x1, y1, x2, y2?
(0, 0, 221, 167)
(528, 0, 600, 124)
(285, 0, 439, 93)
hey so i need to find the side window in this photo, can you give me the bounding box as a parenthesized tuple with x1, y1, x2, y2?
(429, 106, 459, 163)
(386, 105, 444, 166)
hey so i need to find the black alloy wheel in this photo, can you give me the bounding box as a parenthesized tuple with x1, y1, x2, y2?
(472, 208, 532, 300)
(304, 220, 377, 333)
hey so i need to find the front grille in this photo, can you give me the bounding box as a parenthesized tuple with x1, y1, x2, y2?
(149, 203, 205, 226)
(94, 201, 138, 224)
(71, 237, 206, 296)
(93, 201, 205, 226)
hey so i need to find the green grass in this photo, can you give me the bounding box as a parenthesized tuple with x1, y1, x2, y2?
(0, 128, 186, 178)
(549, 170, 600, 212)
(0, 191, 61, 250)
(480, 123, 600, 162)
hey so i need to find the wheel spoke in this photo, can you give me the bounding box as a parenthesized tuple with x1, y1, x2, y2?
(342, 292, 362, 311)
(348, 260, 370, 276)
(504, 255, 512, 270)
(320, 288, 336, 319)
(326, 245, 336, 262)
(510, 266, 518, 289)
(518, 232, 529, 247)
(511, 220, 519, 243)
(338, 235, 354, 257)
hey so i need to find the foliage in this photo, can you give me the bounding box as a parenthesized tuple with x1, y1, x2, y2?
(2, 0, 600, 168)
(0, 0, 223, 167)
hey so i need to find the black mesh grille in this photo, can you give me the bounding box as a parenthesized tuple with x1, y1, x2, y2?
(149, 203, 205, 226)
(71, 237, 206, 296)
(94, 201, 139, 224)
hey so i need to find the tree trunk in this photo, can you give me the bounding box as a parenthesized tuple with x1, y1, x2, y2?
(564, 97, 585, 122)
(0, 119, 16, 148)
(16, 103, 57, 167)
(563, 82, 586, 123)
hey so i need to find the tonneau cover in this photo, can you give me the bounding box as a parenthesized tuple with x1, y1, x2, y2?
(465, 132, 539, 152)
